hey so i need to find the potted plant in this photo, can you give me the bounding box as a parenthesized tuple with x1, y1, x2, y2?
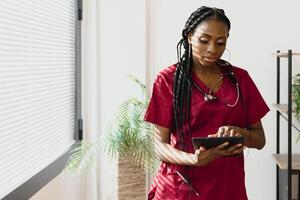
(292, 73, 300, 144)
(63, 75, 159, 198)
(292, 73, 300, 120)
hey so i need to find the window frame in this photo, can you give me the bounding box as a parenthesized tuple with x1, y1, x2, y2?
(2, 0, 82, 199)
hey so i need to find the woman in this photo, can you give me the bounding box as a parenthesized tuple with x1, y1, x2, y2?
(144, 6, 269, 200)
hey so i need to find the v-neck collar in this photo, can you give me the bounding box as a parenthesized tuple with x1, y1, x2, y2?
(191, 68, 226, 95)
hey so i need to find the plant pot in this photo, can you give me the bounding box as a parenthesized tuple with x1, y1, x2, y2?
(118, 155, 146, 200)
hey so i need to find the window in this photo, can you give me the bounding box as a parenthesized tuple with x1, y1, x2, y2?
(0, 0, 81, 199)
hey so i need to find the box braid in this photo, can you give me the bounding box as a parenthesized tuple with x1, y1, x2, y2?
(173, 6, 231, 150)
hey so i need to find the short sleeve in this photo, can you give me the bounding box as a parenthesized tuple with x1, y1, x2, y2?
(241, 71, 270, 126)
(144, 73, 174, 129)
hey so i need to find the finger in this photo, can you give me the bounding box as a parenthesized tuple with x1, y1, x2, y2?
(217, 127, 225, 137)
(200, 146, 206, 152)
(223, 149, 243, 156)
(225, 144, 243, 153)
(223, 128, 231, 137)
(216, 142, 229, 150)
(208, 133, 217, 138)
(235, 132, 242, 137)
(237, 146, 246, 154)
(230, 129, 236, 137)
(231, 147, 245, 155)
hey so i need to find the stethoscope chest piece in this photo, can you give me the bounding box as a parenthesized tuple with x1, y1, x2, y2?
(204, 94, 217, 102)
(191, 61, 240, 107)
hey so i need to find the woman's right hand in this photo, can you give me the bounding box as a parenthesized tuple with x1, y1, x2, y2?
(192, 142, 244, 166)
(153, 124, 244, 166)
(192, 142, 227, 166)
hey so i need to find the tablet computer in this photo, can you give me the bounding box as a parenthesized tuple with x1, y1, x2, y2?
(192, 136, 244, 150)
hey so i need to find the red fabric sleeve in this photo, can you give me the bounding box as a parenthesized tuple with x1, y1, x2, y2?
(144, 72, 174, 129)
(241, 71, 270, 126)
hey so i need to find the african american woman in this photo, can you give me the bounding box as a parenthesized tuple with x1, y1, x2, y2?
(144, 6, 269, 200)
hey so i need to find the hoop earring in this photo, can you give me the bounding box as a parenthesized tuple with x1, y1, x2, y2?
(188, 43, 192, 60)
(221, 47, 231, 62)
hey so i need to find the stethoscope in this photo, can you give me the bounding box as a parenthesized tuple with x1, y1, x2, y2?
(191, 60, 240, 107)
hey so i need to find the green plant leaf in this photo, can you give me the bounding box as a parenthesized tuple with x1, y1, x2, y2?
(63, 140, 102, 176)
(64, 75, 159, 175)
(296, 133, 300, 143)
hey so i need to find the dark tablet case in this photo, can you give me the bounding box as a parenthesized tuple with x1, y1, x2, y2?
(192, 136, 244, 150)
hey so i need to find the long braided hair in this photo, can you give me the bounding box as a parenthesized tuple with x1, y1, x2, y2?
(173, 6, 231, 149)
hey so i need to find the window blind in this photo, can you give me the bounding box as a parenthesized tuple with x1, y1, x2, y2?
(0, 0, 77, 198)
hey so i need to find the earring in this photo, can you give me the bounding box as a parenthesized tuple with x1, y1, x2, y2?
(188, 43, 192, 60)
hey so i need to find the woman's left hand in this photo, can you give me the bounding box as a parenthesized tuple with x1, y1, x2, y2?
(214, 125, 246, 137)
(209, 121, 266, 150)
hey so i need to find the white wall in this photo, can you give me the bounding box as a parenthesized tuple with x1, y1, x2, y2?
(151, 1, 300, 200)
(97, 0, 147, 199)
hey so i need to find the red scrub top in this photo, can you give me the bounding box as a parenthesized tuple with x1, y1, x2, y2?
(144, 64, 270, 200)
